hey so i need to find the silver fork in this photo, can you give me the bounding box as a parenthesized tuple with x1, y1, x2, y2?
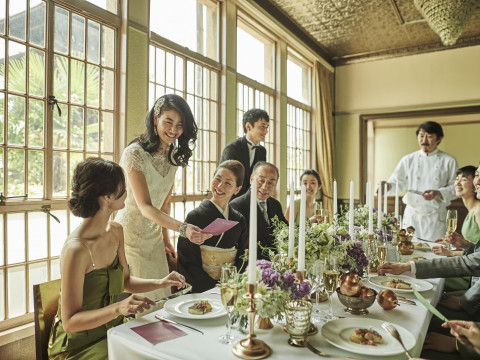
(382, 322, 412, 359)
(306, 342, 363, 360)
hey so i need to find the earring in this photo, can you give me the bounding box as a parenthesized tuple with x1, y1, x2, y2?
(154, 126, 158, 136)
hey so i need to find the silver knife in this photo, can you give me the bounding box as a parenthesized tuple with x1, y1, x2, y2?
(396, 296, 417, 305)
(154, 285, 192, 303)
(155, 315, 204, 335)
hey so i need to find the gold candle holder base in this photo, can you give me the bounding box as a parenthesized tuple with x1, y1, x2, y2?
(286, 257, 294, 269)
(232, 283, 271, 360)
(294, 270, 306, 283)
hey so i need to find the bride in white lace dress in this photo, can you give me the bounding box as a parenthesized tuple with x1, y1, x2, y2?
(115, 94, 212, 302)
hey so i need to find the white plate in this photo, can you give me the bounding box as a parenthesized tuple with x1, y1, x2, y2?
(369, 275, 433, 293)
(414, 242, 431, 251)
(163, 293, 226, 319)
(322, 318, 416, 356)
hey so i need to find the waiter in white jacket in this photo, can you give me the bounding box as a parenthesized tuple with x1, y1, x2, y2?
(379, 121, 458, 242)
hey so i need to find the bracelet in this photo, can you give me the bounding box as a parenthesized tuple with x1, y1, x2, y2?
(179, 222, 188, 238)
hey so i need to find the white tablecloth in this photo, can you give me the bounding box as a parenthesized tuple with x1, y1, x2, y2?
(108, 248, 445, 360)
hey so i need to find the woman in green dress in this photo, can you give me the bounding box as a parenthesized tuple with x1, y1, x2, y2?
(48, 158, 186, 360)
(284, 169, 322, 225)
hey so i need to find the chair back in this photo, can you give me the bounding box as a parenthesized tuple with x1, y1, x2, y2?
(33, 279, 61, 360)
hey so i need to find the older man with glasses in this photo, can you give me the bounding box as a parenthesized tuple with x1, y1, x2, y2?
(230, 161, 287, 260)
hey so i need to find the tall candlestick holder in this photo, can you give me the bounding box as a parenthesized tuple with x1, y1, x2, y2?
(286, 257, 294, 269)
(232, 283, 271, 359)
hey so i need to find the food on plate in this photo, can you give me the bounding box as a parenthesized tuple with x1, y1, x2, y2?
(411, 256, 426, 261)
(415, 243, 429, 248)
(349, 328, 384, 346)
(188, 300, 213, 315)
(377, 289, 398, 310)
(385, 279, 412, 290)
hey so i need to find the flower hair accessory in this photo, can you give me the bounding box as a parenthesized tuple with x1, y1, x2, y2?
(153, 97, 166, 117)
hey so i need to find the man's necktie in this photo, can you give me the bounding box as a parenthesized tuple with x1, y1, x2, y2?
(258, 201, 269, 225)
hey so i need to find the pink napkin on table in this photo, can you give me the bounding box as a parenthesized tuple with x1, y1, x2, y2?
(201, 218, 239, 236)
(131, 321, 187, 345)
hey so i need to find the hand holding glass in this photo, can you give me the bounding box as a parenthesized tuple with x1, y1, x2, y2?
(445, 210, 457, 250)
(218, 265, 238, 344)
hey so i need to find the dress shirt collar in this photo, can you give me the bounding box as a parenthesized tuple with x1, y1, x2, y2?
(245, 135, 259, 149)
(419, 148, 440, 157)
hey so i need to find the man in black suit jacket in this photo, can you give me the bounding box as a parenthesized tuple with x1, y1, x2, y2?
(230, 162, 287, 260)
(220, 108, 269, 197)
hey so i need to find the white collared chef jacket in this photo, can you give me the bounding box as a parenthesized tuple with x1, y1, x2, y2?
(387, 148, 458, 242)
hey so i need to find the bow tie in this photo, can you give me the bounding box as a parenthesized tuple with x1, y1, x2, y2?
(246, 139, 259, 150)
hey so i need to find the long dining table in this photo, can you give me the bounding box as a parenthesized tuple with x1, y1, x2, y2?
(108, 246, 445, 360)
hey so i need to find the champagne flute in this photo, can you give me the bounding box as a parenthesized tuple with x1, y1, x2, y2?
(323, 255, 339, 321)
(307, 259, 325, 322)
(218, 265, 238, 344)
(445, 210, 458, 250)
(363, 236, 377, 278)
(315, 202, 324, 223)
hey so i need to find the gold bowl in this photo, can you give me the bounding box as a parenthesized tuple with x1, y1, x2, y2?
(336, 288, 377, 315)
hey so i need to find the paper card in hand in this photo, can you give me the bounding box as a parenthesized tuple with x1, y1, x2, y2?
(201, 218, 239, 236)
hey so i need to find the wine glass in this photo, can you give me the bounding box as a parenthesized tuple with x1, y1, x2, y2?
(445, 210, 458, 250)
(218, 265, 238, 344)
(363, 236, 377, 278)
(323, 255, 339, 321)
(307, 259, 325, 322)
(377, 231, 388, 266)
(315, 202, 324, 223)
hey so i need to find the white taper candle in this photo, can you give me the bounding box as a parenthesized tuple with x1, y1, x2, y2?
(288, 181, 295, 258)
(247, 182, 257, 284)
(298, 185, 306, 271)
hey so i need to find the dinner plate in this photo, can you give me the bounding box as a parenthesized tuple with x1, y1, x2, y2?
(163, 293, 226, 319)
(322, 318, 416, 356)
(369, 275, 433, 293)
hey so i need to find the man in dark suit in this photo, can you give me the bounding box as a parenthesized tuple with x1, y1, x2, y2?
(230, 161, 287, 260)
(220, 108, 269, 198)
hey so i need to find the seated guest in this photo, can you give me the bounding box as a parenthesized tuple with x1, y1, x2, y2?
(177, 160, 248, 293)
(432, 165, 480, 291)
(230, 161, 287, 260)
(284, 169, 322, 225)
(49, 158, 186, 360)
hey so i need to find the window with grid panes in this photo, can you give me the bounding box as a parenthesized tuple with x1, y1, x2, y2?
(148, 41, 220, 248)
(286, 51, 313, 192)
(0, 0, 118, 327)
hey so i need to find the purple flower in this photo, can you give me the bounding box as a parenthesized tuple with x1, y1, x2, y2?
(261, 267, 280, 287)
(280, 272, 295, 290)
(291, 281, 312, 299)
(256, 259, 272, 270)
(346, 242, 369, 276)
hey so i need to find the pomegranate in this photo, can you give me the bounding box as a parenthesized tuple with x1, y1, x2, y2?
(377, 289, 398, 310)
(339, 272, 362, 297)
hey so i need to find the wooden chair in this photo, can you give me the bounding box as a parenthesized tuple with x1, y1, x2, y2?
(33, 279, 61, 360)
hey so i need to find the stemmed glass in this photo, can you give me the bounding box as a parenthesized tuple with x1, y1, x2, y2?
(376, 234, 388, 266)
(307, 259, 325, 322)
(323, 255, 339, 321)
(445, 210, 458, 250)
(218, 265, 238, 344)
(315, 202, 324, 223)
(363, 236, 377, 278)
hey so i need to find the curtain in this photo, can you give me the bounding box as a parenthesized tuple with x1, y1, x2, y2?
(314, 61, 335, 216)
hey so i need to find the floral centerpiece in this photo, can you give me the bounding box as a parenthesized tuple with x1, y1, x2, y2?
(337, 204, 398, 242)
(271, 217, 368, 276)
(232, 259, 311, 323)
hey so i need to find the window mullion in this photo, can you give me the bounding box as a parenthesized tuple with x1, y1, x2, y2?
(45, 0, 55, 200)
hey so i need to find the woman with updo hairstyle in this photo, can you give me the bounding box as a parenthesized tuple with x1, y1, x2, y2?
(284, 169, 322, 225)
(177, 160, 248, 293)
(115, 94, 212, 304)
(48, 158, 186, 360)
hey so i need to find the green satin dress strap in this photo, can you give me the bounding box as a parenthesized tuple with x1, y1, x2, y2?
(48, 255, 125, 360)
(462, 208, 480, 244)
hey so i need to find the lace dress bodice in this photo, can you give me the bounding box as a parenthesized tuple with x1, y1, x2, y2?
(114, 142, 177, 301)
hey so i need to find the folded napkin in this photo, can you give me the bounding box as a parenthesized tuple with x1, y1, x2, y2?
(131, 320, 187, 345)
